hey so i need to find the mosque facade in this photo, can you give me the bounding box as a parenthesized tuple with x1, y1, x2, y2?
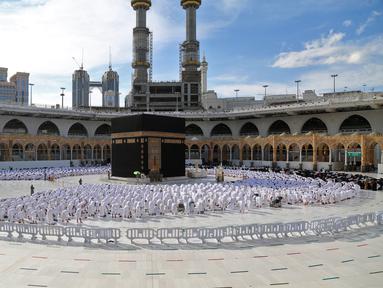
(0, 90, 383, 173)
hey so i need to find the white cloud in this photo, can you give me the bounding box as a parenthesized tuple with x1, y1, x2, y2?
(342, 20, 352, 27)
(272, 31, 383, 69)
(356, 10, 382, 35)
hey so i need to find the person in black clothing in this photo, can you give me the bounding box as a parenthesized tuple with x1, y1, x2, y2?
(30, 184, 35, 196)
(79, 178, 83, 185)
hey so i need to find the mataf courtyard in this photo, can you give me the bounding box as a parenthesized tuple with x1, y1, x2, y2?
(0, 171, 382, 288)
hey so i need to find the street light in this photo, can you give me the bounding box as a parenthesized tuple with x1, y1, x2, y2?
(295, 80, 301, 102)
(344, 86, 348, 92)
(362, 84, 367, 92)
(262, 85, 269, 99)
(234, 89, 240, 99)
(60, 87, 65, 109)
(331, 74, 338, 93)
(29, 83, 34, 106)
(89, 90, 93, 111)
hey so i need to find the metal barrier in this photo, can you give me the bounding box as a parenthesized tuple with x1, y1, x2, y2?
(126, 228, 156, 243)
(0, 211, 382, 246)
(39, 225, 65, 241)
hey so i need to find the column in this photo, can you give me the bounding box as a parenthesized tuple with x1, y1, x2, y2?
(344, 148, 348, 171)
(240, 146, 243, 161)
(250, 148, 254, 161)
(299, 148, 302, 163)
(329, 148, 332, 163)
(229, 147, 232, 162)
(286, 147, 289, 163)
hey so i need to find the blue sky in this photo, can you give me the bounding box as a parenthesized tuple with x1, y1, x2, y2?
(0, 0, 382, 106)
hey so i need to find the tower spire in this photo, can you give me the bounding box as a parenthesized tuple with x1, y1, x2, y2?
(109, 46, 112, 70)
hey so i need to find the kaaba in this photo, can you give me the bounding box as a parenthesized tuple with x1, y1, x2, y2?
(111, 114, 185, 178)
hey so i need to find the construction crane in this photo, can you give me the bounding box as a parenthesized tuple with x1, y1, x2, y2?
(72, 49, 84, 70)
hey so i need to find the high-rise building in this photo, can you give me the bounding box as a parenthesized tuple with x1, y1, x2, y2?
(10, 72, 29, 105)
(102, 64, 119, 108)
(72, 68, 90, 108)
(0, 68, 29, 105)
(0, 67, 7, 82)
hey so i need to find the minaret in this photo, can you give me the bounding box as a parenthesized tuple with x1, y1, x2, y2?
(201, 52, 208, 94)
(131, 0, 151, 86)
(181, 0, 202, 107)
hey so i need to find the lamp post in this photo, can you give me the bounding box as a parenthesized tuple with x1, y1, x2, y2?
(344, 86, 348, 92)
(295, 80, 301, 102)
(60, 87, 65, 109)
(29, 83, 34, 106)
(89, 90, 92, 111)
(262, 85, 268, 99)
(234, 89, 240, 99)
(362, 84, 367, 92)
(331, 74, 338, 93)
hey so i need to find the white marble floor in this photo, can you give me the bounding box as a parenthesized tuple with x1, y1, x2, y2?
(0, 174, 382, 287)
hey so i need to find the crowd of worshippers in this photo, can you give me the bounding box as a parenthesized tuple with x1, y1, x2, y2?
(0, 170, 360, 224)
(295, 170, 383, 191)
(0, 166, 111, 181)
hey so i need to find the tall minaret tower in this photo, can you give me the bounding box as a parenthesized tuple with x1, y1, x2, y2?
(201, 53, 208, 94)
(131, 0, 151, 88)
(181, 0, 202, 108)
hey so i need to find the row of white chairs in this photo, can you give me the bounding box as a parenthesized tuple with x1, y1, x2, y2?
(0, 211, 382, 246)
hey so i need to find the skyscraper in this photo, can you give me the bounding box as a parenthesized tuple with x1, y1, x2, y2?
(10, 72, 29, 105)
(72, 68, 90, 108)
(102, 58, 119, 108)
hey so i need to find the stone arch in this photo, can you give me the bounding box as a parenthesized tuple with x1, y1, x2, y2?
(302, 144, 313, 162)
(317, 143, 330, 162)
(37, 144, 48, 161)
(185, 124, 204, 137)
(61, 144, 71, 160)
(242, 144, 252, 160)
(37, 121, 60, 136)
(68, 122, 88, 137)
(50, 144, 60, 160)
(84, 144, 92, 160)
(211, 123, 232, 137)
(240, 122, 259, 136)
(190, 144, 200, 159)
(339, 115, 372, 134)
(263, 144, 273, 161)
(72, 144, 82, 160)
(201, 144, 210, 164)
(366, 142, 381, 170)
(253, 144, 262, 161)
(103, 145, 111, 162)
(232, 144, 240, 160)
(333, 144, 345, 163)
(213, 145, 221, 163)
(12, 143, 24, 161)
(347, 143, 362, 170)
(95, 124, 111, 137)
(3, 119, 28, 134)
(276, 144, 287, 161)
(0, 143, 9, 161)
(268, 120, 291, 135)
(222, 144, 231, 162)
(288, 143, 300, 162)
(24, 143, 35, 161)
(301, 118, 328, 134)
(93, 145, 102, 160)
